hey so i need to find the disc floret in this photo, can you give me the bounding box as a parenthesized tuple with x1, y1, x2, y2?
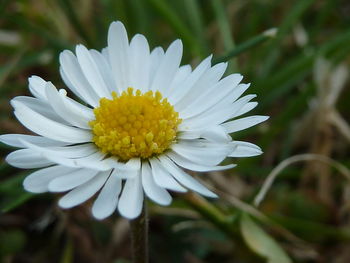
(89, 88, 181, 161)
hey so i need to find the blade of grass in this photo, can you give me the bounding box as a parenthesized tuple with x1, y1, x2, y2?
(147, 0, 202, 57)
(100, 0, 128, 30)
(0, 162, 14, 175)
(128, 0, 152, 36)
(1, 192, 35, 213)
(271, 214, 350, 242)
(0, 172, 35, 212)
(0, 48, 25, 87)
(211, 0, 236, 71)
(183, 0, 208, 56)
(0, 0, 11, 15)
(0, 172, 28, 193)
(0, 49, 54, 92)
(261, 0, 315, 76)
(60, 238, 74, 263)
(57, 0, 94, 46)
(255, 30, 350, 109)
(213, 28, 278, 64)
(6, 14, 70, 50)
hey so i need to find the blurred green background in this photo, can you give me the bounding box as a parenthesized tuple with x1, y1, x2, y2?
(1, 0, 350, 262)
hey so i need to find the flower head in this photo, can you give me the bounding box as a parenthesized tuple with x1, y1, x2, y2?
(0, 21, 268, 219)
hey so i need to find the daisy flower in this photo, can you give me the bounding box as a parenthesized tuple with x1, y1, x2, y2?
(0, 21, 268, 220)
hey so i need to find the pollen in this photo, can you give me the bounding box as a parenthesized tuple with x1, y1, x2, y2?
(89, 87, 182, 161)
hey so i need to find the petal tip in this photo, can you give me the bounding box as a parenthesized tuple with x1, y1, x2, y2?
(92, 209, 110, 220)
(58, 199, 71, 209)
(204, 191, 218, 198)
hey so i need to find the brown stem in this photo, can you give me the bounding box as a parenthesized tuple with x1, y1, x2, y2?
(129, 201, 149, 263)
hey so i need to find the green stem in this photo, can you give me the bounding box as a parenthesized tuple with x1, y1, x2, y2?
(183, 192, 236, 235)
(129, 201, 149, 263)
(213, 28, 277, 64)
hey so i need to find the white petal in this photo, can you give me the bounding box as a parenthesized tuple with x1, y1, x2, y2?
(200, 126, 231, 142)
(48, 168, 98, 192)
(89, 49, 117, 93)
(179, 74, 243, 119)
(23, 165, 75, 193)
(101, 157, 138, 175)
(28, 77, 92, 122)
(141, 162, 172, 205)
(129, 34, 150, 92)
(75, 45, 111, 98)
(58, 170, 110, 208)
(150, 39, 183, 94)
(222, 115, 269, 133)
(233, 102, 258, 118)
(165, 65, 192, 98)
(177, 126, 231, 142)
(149, 158, 187, 192)
(158, 155, 217, 198)
(101, 47, 109, 62)
(59, 50, 99, 107)
(233, 140, 262, 150)
(6, 149, 54, 169)
(11, 96, 69, 125)
(45, 82, 91, 129)
(169, 55, 212, 105)
(107, 21, 130, 93)
(92, 170, 122, 219)
(225, 83, 251, 104)
(177, 130, 202, 140)
(180, 94, 257, 130)
(19, 139, 97, 159)
(165, 151, 236, 172)
(196, 84, 252, 119)
(125, 158, 141, 170)
(175, 62, 227, 111)
(64, 96, 95, 120)
(221, 94, 257, 120)
(13, 101, 92, 143)
(0, 134, 68, 148)
(118, 174, 144, 219)
(22, 140, 110, 171)
(171, 142, 230, 166)
(229, 141, 263, 157)
(149, 47, 165, 89)
(43, 144, 98, 158)
(60, 66, 89, 104)
(28, 75, 47, 100)
(53, 152, 110, 171)
(111, 167, 139, 179)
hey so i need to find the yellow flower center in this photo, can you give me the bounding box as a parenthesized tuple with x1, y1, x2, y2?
(89, 87, 182, 161)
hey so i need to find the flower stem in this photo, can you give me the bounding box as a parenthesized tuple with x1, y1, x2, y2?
(129, 202, 149, 263)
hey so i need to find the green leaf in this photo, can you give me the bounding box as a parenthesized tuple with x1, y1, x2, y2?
(240, 213, 292, 263)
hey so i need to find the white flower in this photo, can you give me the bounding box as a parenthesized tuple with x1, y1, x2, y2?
(0, 21, 268, 220)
